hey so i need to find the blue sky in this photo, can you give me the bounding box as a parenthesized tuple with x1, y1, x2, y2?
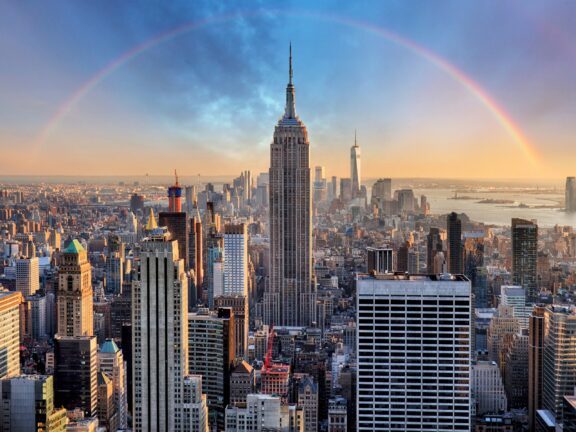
(1, 1, 575, 178)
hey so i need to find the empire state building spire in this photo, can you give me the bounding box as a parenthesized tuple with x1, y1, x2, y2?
(285, 43, 296, 119)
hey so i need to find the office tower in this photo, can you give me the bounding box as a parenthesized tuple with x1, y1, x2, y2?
(256, 173, 269, 208)
(98, 372, 118, 431)
(16, 257, 39, 297)
(54, 335, 98, 417)
(529, 305, 546, 432)
(501, 285, 529, 329)
(0, 375, 68, 432)
(188, 307, 235, 430)
(396, 189, 415, 212)
(132, 228, 190, 431)
(215, 295, 248, 359)
(121, 324, 133, 415)
(130, 193, 145, 214)
(98, 339, 128, 430)
(297, 375, 318, 432)
(265, 45, 316, 327)
(471, 360, 508, 415)
(328, 397, 347, 432)
(503, 329, 529, 408)
(329, 175, 338, 201)
(356, 273, 472, 431)
(339, 178, 352, 203)
(396, 242, 409, 272)
(26, 293, 47, 340)
(168, 170, 183, 212)
(420, 195, 429, 215)
(366, 246, 393, 273)
(447, 212, 463, 274)
(313, 166, 327, 205)
(229, 360, 255, 405)
(542, 306, 576, 420)
(487, 305, 520, 367)
(189, 216, 204, 303)
(371, 178, 392, 207)
(350, 131, 361, 197)
(426, 227, 444, 273)
(57, 239, 93, 337)
(185, 185, 197, 213)
(182, 375, 209, 432)
(512, 218, 538, 303)
(0, 291, 23, 379)
(159, 211, 189, 270)
(566, 177, 576, 212)
(463, 232, 485, 306)
(106, 234, 124, 294)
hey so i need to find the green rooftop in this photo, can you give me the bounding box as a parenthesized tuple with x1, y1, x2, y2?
(64, 239, 85, 254)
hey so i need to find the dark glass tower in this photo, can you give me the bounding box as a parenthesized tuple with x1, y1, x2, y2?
(447, 212, 463, 274)
(512, 218, 538, 302)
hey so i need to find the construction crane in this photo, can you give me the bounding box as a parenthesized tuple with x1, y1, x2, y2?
(264, 324, 275, 370)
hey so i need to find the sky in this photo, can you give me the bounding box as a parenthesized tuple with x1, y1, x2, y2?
(0, 1, 575, 179)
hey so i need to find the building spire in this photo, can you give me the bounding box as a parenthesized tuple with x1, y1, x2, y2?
(289, 42, 293, 85)
(174, 169, 179, 187)
(284, 43, 296, 119)
(354, 129, 358, 147)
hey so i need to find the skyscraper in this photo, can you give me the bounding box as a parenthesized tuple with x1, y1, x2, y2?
(105, 234, 124, 294)
(447, 212, 463, 274)
(0, 375, 68, 431)
(16, 257, 39, 297)
(356, 273, 472, 431)
(528, 305, 546, 431)
(542, 306, 576, 421)
(426, 227, 443, 273)
(511, 218, 538, 303)
(159, 211, 189, 270)
(566, 176, 576, 212)
(168, 170, 183, 212)
(189, 215, 203, 303)
(265, 45, 316, 327)
(188, 307, 235, 430)
(350, 131, 361, 198)
(223, 223, 249, 296)
(98, 339, 128, 430)
(132, 227, 190, 431)
(57, 239, 93, 337)
(370, 178, 392, 208)
(0, 291, 23, 379)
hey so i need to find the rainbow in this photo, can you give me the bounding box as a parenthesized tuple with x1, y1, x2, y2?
(32, 9, 539, 165)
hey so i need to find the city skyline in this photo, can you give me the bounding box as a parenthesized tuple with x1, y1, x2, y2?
(1, 2, 575, 178)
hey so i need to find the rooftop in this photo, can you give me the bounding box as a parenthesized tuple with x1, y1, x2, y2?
(64, 239, 85, 254)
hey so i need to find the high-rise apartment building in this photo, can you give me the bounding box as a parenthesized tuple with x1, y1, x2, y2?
(57, 240, 93, 337)
(356, 273, 472, 431)
(501, 285, 529, 329)
(350, 131, 361, 198)
(566, 177, 576, 212)
(223, 224, 248, 296)
(132, 228, 190, 431)
(0, 291, 23, 379)
(16, 257, 39, 297)
(265, 45, 316, 327)
(511, 218, 538, 303)
(188, 307, 235, 430)
(447, 212, 463, 274)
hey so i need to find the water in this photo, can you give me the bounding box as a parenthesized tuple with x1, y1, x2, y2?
(414, 188, 575, 227)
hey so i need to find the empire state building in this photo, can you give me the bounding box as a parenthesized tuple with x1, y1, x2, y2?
(264, 45, 316, 327)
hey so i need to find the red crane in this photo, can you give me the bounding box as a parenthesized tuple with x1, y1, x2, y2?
(264, 324, 274, 370)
